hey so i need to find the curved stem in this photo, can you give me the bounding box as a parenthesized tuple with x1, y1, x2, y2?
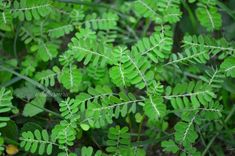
(0, 64, 62, 103)
(0, 77, 22, 88)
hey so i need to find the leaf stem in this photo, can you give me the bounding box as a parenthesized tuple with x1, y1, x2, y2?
(0, 77, 22, 88)
(29, 101, 62, 118)
(0, 64, 62, 103)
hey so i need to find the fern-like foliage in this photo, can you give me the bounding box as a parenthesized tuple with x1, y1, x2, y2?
(131, 25, 173, 63)
(0, 88, 13, 155)
(19, 22, 41, 44)
(66, 35, 112, 67)
(0, 1, 12, 31)
(220, 57, 235, 77)
(195, 0, 222, 31)
(59, 98, 79, 120)
(85, 91, 139, 128)
(109, 47, 130, 87)
(35, 69, 57, 87)
(182, 35, 235, 58)
(133, 0, 182, 24)
(147, 80, 164, 95)
(58, 64, 83, 92)
(47, 23, 74, 39)
(161, 140, 179, 154)
(156, 0, 182, 24)
(13, 0, 52, 21)
(166, 35, 234, 65)
(166, 36, 215, 66)
(174, 121, 198, 146)
(84, 12, 119, 30)
(86, 64, 107, 81)
(106, 126, 131, 155)
(164, 81, 216, 109)
(200, 67, 225, 89)
(20, 129, 57, 155)
(167, 101, 223, 153)
(69, 86, 140, 128)
(52, 118, 78, 146)
(0, 88, 13, 129)
(143, 95, 166, 121)
(109, 47, 154, 89)
(1, 0, 234, 155)
(74, 85, 114, 111)
(81, 146, 103, 156)
(32, 41, 59, 62)
(165, 49, 209, 66)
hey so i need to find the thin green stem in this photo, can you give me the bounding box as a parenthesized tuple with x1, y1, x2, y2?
(19, 96, 62, 118)
(29, 101, 62, 118)
(0, 77, 22, 88)
(0, 64, 62, 103)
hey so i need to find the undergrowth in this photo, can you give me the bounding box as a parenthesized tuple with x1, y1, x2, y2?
(0, 0, 235, 155)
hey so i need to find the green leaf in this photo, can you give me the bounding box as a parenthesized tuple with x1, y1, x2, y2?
(131, 25, 173, 63)
(59, 98, 79, 120)
(23, 93, 46, 117)
(133, 0, 182, 23)
(48, 24, 74, 39)
(182, 35, 234, 60)
(66, 36, 112, 67)
(35, 69, 57, 87)
(165, 81, 215, 109)
(109, 46, 154, 89)
(59, 64, 82, 92)
(161, 140, 179, 153)
(174, 121, 198, 146)
(14, 83, 39, 100)
(196, 2, 222, 31)
(0, 88, 13, 129)
(51, 119, 78, 146)
(220, 57, 235, 77)
(80, 123, 90, 131)
(84, 12, 119, 30)
(81, 146, 93, 156)
(106, 126, 131, 155)
(144, 95, 166, 120)
(36, 42, 59, 62)
(13, 0, 51, 21)
(20, 129, 57, 155)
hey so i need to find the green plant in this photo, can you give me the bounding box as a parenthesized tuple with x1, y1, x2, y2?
(0, 0, 235, 155)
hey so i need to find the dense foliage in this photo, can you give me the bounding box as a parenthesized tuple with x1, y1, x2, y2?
(0, 0, 235, 155)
